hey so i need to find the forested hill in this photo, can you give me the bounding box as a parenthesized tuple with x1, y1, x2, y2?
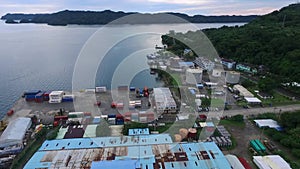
(1, 10, 257, 26)
(162, 3, 300, 82)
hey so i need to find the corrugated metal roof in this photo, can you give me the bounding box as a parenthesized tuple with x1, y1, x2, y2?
(40, 134, 173, 151)
(0, 117, 32, 148)
(26, 137, 231, 169)
(83, 125, 97, 138)
(91, 160, 139, 169)
(225, 155, 246, 169)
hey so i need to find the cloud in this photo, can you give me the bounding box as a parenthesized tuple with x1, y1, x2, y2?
(0, 3, 61, 14)
(147, 0, 211, 5)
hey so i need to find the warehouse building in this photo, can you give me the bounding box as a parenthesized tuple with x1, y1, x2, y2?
(225, 155, 246, 169)
(24, 135, 232, 169)
(253, 155, 291, 169)
(0, 117, 32, 148)
(233, 84, 254, 97)
(152, 88, 177, 113)
(194, 57, 215, 71)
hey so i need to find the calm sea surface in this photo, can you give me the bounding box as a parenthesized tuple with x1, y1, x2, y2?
(0, 21, 245, 119)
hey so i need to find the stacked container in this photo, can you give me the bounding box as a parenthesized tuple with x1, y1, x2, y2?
(116, 114, 124, 125)
(35, 92, 44, 103)
(43, 91, 52, 101)
(129, 87, 136, 91)
(134, 100, 142, 108)
(129, 101, 135, 110)
(146, 112, 155, 122)
(95, 86, 107, 93)
(124, 112, 131, 122)
(24, 90, 41, 101)
(116, 103, 124, 109)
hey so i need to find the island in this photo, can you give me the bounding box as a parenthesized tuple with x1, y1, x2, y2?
(1, 10, 257, 26)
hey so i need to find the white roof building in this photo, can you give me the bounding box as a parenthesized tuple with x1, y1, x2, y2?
(253, 155, 291, 169)
(233, 84, 254, 97)
(244, 97, 262, 104)
(225, 155, 245, 169)
(153, 88, 177, 113)
(0, 117, 32, 148)
(254, 119, 282, 131)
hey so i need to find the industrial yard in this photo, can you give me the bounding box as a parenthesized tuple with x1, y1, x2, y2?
(0, 51, 299, 169)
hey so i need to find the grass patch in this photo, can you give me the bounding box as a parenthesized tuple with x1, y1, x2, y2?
(211, 98, 225, 107)
(219, 119, 245, 128)
(170, 73, 182, 86)
(149, 123, 174, 133)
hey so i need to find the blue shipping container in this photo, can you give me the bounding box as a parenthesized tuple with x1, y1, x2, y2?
(129, 87, 136, 91)
(62, 98, 73, 102)
(24, 90, 41, 95)
(108, 114, 116, 118)
(25, 95, 36, 99)
(35, 92, 44, 99)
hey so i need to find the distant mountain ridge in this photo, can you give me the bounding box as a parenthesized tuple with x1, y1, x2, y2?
(1, 10, 257, 26)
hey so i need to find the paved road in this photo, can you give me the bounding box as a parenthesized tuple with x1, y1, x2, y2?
(223, 104, 300, 117)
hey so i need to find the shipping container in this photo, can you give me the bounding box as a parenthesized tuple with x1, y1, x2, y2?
(116, 114, 124, 120)
(108, 118, 116, 125)
(24, 90, 41, 96)
(108, 114, 116, 118)
(116, 103, 124, 109)
(25, 94, 36, 101)
(129, 87, 136, 91)
(62, 98, 73, 102)
(35, 92, 44, 98)
(54, 116, 68, 121)
(92, 117, 101, 124)
(95, 86, 107, 93)
(68, 112, 84, 117)
(254, 139, 266, 152)
(250, 140, 261, 153)
(83, 112, 92, 116)
(139, 116, 147, 123)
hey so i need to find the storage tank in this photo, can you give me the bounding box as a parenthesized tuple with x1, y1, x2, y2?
(226, 71, 240, 84)
(174, 134, 182, 142)
(212, 69, 223, 77)
(188, 128, 197, 139)
(179, 128, 188, 139)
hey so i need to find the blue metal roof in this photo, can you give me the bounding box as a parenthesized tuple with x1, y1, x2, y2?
(91, 160, 140, 169)
(23, 152, 51, 169)
(39, 134, 173, 151)
(26, 137, 231, 169)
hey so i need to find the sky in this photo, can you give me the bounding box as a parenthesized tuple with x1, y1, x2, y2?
(0, 0, 297, 16)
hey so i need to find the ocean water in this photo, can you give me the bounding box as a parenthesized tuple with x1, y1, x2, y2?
(0, 21, 245, 119)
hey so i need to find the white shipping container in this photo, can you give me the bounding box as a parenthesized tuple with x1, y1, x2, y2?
(139, 117, 147, 123)
(95, 86, 107, 93)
